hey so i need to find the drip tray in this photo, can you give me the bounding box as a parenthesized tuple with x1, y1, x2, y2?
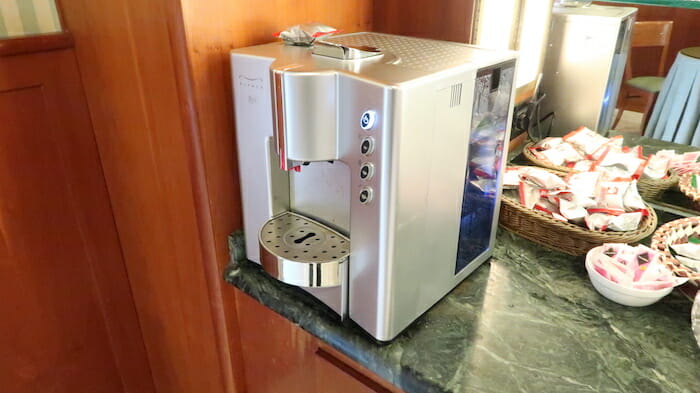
(259, 211, 349, 288)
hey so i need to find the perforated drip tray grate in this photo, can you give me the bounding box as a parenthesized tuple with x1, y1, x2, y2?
(259, 211, 349, 288)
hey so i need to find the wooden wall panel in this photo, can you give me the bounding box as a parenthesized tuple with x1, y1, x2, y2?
(59, 1, 232, 392)
(0, 48, 154, 393)
(176, 1, 372, 391)
(596, 2, 700, 76)
(374, 0, 476, 42)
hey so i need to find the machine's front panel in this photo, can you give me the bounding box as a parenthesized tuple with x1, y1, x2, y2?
(455, 62, 515, 274)
(340, 75, 390, 338)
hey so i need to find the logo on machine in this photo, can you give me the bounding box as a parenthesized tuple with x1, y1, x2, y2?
(238, 75, 263, 90)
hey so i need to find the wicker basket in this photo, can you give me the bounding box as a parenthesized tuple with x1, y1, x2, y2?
(523, 142, 678, 200)
(499, 167, 659, 256)
(650, 217, 700, 286)
(678, 172, 700, 210)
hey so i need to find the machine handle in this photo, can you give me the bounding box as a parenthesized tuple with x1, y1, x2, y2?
(312, 40, 382, 60)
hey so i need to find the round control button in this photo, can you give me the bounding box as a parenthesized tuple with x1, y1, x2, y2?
(360, 110, 377, 130)
(359, 187, 373, 204)
(360, 137, 375, 156)
(359, 163, 374, 180)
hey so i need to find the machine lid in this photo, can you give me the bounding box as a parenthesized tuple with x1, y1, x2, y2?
(232, 32, 517, 85)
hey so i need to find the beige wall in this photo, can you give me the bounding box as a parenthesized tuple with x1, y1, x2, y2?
(0, 0, 61, 38)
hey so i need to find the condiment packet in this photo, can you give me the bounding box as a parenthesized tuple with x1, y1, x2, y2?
(572, 160, 594, 172)
(677, 151, 700, 165)
(606, 212, 643, 232)
(534, 137, 563, 150)
(535, 197, 560, 215)
(643, 154, 671, 179)
(519, 168, 567, 190)
(529, 149, 550, 163)
(621, 145, 644, 159)
(275, 23, 339, 46)
(668, 151, 700, 174)
(623, 181, 646, 212)
(563, 127, 609, 156)
(597, 180, 630, 211)
(518, 181, 540, 209)
(585, 213, 610, 231)
(502, 168, 522, 189)
(674, 163, 700, 175)
(590, 136, 624, 161)
(670, 243, 700, 260)
(592, 252, 632, 285)
(655, 149, 677, 160)
(539, 142, 584, 166)
(675, 255, 700, 272)
(633, 261, 677, 290)
(593, 150, 646, 179)
(567, 171, 603, 200)
(559, 198, 587, 222)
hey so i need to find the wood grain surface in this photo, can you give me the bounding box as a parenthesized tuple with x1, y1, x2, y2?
(0, 32, 72, 56)
(59, 0, 234, 392)
(374, 0, 475, 42)
(235, 289, 406, 393)
(0, 47, 154, 393)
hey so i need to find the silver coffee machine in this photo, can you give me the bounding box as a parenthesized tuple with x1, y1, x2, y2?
(540, 5, 637, 136)
(231, 33, 517, 341)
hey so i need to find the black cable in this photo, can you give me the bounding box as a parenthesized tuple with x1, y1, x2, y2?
(533, 111, 556, 141)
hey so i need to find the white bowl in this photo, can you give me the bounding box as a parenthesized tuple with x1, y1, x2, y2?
(585, 247, 674, 307)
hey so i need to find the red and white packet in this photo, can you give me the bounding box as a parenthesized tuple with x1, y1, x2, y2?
(539, 142, 584, 166)
(563, 127, 609, 156)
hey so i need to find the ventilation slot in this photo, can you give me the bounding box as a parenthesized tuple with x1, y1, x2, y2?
(450, 83, 463, 108)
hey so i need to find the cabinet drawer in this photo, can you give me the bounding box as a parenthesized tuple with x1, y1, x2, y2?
(315, 348, 397, 393)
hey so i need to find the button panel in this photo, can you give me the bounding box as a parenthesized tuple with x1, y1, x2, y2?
(359, 187, 373, 204)
(359, 163, 374, 180)
(360, 137, 375, 156)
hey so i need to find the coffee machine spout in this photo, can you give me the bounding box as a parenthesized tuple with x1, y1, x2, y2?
(272, 69, 339, 170)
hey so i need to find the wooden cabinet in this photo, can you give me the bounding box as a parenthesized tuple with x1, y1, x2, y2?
(0, 40, 154, 393)
(235, 290, 405, 393)
(314, 348, 399, 393)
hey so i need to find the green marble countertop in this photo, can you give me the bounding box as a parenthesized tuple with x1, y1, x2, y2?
(225, 230, 700, 393)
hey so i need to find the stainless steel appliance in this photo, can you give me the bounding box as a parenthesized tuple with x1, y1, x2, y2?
(540, 5, 637, 136)
(230, 32, 516, 341)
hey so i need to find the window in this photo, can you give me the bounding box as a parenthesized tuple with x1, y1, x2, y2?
(472, 0, 554, 89)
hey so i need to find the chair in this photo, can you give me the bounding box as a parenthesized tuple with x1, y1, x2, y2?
(612, 21, 673, 133)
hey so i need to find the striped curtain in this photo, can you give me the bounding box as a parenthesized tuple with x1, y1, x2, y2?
(0, 0, 62, 39)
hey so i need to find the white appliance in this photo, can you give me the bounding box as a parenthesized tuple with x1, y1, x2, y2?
(231, 33, 517, 341)
(540, 5, 637, 136)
